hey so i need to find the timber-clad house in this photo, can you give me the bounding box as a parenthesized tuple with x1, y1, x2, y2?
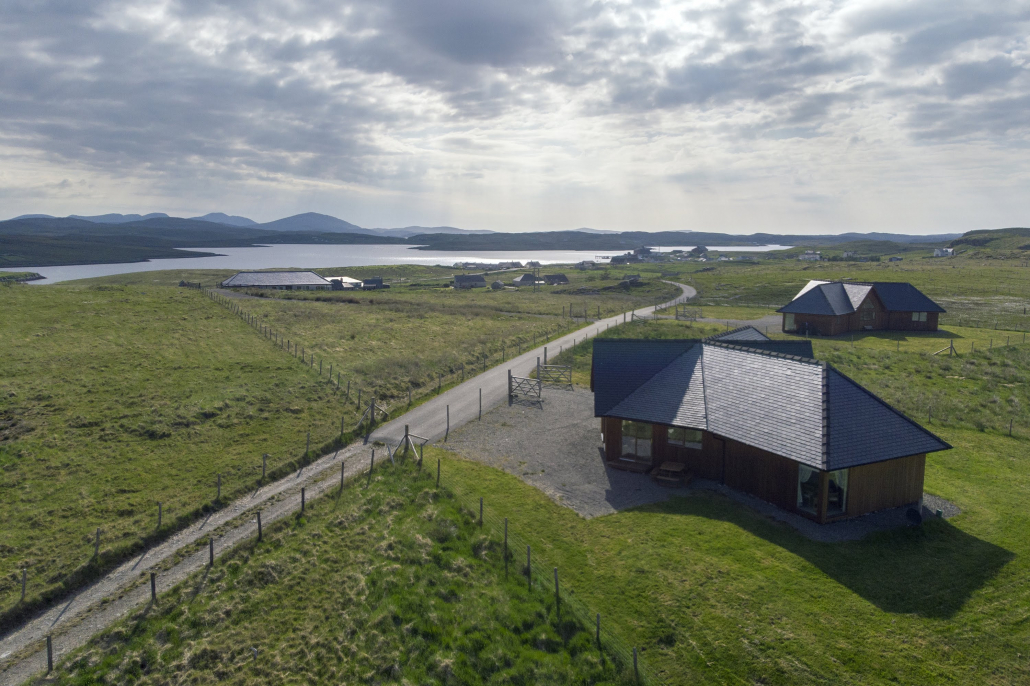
(778, 280, 945, 336)
(591, 327, 950, 523)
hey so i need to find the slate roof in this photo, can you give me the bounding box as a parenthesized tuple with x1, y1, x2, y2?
(513, 273, 542, 284)
(704, 326, 814, 357)
(221, 271, 330, 288)
(707, 325, 770, 342)
(454, 274, 486, 285)
(778, 280, 944, 315)
(592, 339, 950, 469)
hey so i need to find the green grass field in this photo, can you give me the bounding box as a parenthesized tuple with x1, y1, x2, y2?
(48, 459, 634, 685)
(0, 285, 359, 626)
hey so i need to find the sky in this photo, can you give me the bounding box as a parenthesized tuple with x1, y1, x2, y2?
(1, 0, 1028, 234)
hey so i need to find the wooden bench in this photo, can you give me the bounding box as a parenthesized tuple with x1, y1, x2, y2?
(651, 461, 692, 487)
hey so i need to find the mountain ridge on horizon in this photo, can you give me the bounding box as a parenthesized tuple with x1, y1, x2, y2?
(8, 211, 964, 241)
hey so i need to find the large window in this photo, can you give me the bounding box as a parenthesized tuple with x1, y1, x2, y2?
(621, 421, 652, 459)
(668, 427, 702, 449)
(827, 469, 848, 516)
(797, 465, 820, 514)
(784, 313, 796, 331)
(912, 311, 927, 322)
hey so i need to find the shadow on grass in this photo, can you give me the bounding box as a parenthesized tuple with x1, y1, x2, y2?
(633, 493, 1014, 619)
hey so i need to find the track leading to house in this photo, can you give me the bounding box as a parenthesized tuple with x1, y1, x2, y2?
(0, 281, 695, 684)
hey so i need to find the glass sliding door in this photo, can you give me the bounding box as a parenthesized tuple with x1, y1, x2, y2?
(826, 469, 848, 516)
(621, 421, 652, 459)
(797, 465, 820, 514)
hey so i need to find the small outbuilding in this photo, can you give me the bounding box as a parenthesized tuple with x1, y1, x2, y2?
(330, 276, 362, 290)
(544, 273, 569, 285)
(221, 271, 331, 290)
(934, 248, 955, 257)
(592, 331, 950, 523)
(362, 277, 388, 290)
(454, 274, 487, 289)
(778, 280, 945, 336)
(490, 280, 505, 290)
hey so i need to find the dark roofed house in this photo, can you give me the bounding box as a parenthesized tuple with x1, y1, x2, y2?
(453, 274, 487, 289)
(513, 273, 543, 286)
(543, 273, 569, 285)
(592, 338, 949, 523)
(221, 271, 331, 290)
(777, 280, 945, 336)
(362, 277, 387, 290)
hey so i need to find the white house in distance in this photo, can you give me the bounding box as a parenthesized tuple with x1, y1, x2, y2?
(934, 248, 955, 257)
(221, 271, 331, 290)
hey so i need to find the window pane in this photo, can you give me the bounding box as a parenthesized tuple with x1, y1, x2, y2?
(912, 311, 919, 321)
(622, 421, 652, 439)
(635, 439, 651, 457)
(784, 313, 795, 330)
(621, 436, 635, 456)
(684, 429, 702, 444)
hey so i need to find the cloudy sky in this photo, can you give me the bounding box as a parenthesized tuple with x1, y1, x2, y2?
(1, 0, 1028, 233)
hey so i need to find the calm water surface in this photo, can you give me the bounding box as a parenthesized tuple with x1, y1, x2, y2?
(21, 243, 792, 284)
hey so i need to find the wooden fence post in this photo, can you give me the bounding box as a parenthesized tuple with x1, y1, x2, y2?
(367, 449, 374, 487)
(47, 635, 53, 674)
(157, 502, 162, 529)
(209, 538, 214, 566)
(257, 511, 262, 541)
(554, 567, 560, 616)
(436, 458, 441, 488)
(150, 572, 157, 603)
(301, 487, 306, 513)
(340, 462, 346, 491)
(527, 546, 532, 591)
(479, 388, 482, 419)
(94, 527, 100, 561)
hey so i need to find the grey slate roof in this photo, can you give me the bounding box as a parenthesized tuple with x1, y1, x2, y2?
(778, 280, 944, 315)
(707, 325, 770, 342)
(454, 274, 486, 285)
(704, 327, 814, 357)
(593, 340, 950, 469)
(221, 271, 330, 287)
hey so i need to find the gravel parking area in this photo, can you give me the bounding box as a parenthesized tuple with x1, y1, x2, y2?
(442, 387, 960, 541)
(442, 388, 675, 518)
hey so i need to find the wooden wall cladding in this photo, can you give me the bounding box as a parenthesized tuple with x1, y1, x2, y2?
(846, 453, 925, 517)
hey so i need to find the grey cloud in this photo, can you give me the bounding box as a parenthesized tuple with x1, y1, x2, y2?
(943, 58, 1025, 99)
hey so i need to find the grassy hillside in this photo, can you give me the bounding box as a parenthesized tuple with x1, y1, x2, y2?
(949, 227, 1030, 252)
(49, 459, 634, 685)
(0, 285, 359, 627)
(436, 422, 1028, 685)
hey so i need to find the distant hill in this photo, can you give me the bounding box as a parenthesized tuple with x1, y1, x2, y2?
(70, 213, 170, 223)
(191, 212, 257, 227)
(370, 226, 495, 238)
(0, 216, 405, 268)
(404, 230, 960, 252)
(257, 212, 372, 234)
(949, 227, 1030, 251)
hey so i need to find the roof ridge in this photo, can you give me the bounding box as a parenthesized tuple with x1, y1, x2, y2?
(824, 365, 953, 450)
(821, 364, 829, 468)
(703, 340, 821, 365)
(703, 325, 763, 341)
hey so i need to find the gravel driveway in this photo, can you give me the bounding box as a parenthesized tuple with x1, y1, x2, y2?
(442, 387, 675, 518)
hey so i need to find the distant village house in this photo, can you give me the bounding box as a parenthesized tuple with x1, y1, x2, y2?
(933, 248, 955, 257)
(778, 280, 945, 336)
(453, 274, 487, 289)
(221, 271, 331, 291)
(543, 273, 569, 285)
(512, 273, 543, 286)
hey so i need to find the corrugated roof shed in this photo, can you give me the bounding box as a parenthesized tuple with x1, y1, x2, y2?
(593, 340, 950, 469)
(221, 271, 330, 287)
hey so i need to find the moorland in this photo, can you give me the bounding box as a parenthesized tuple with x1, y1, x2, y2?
(3, 234, 1029, 684)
